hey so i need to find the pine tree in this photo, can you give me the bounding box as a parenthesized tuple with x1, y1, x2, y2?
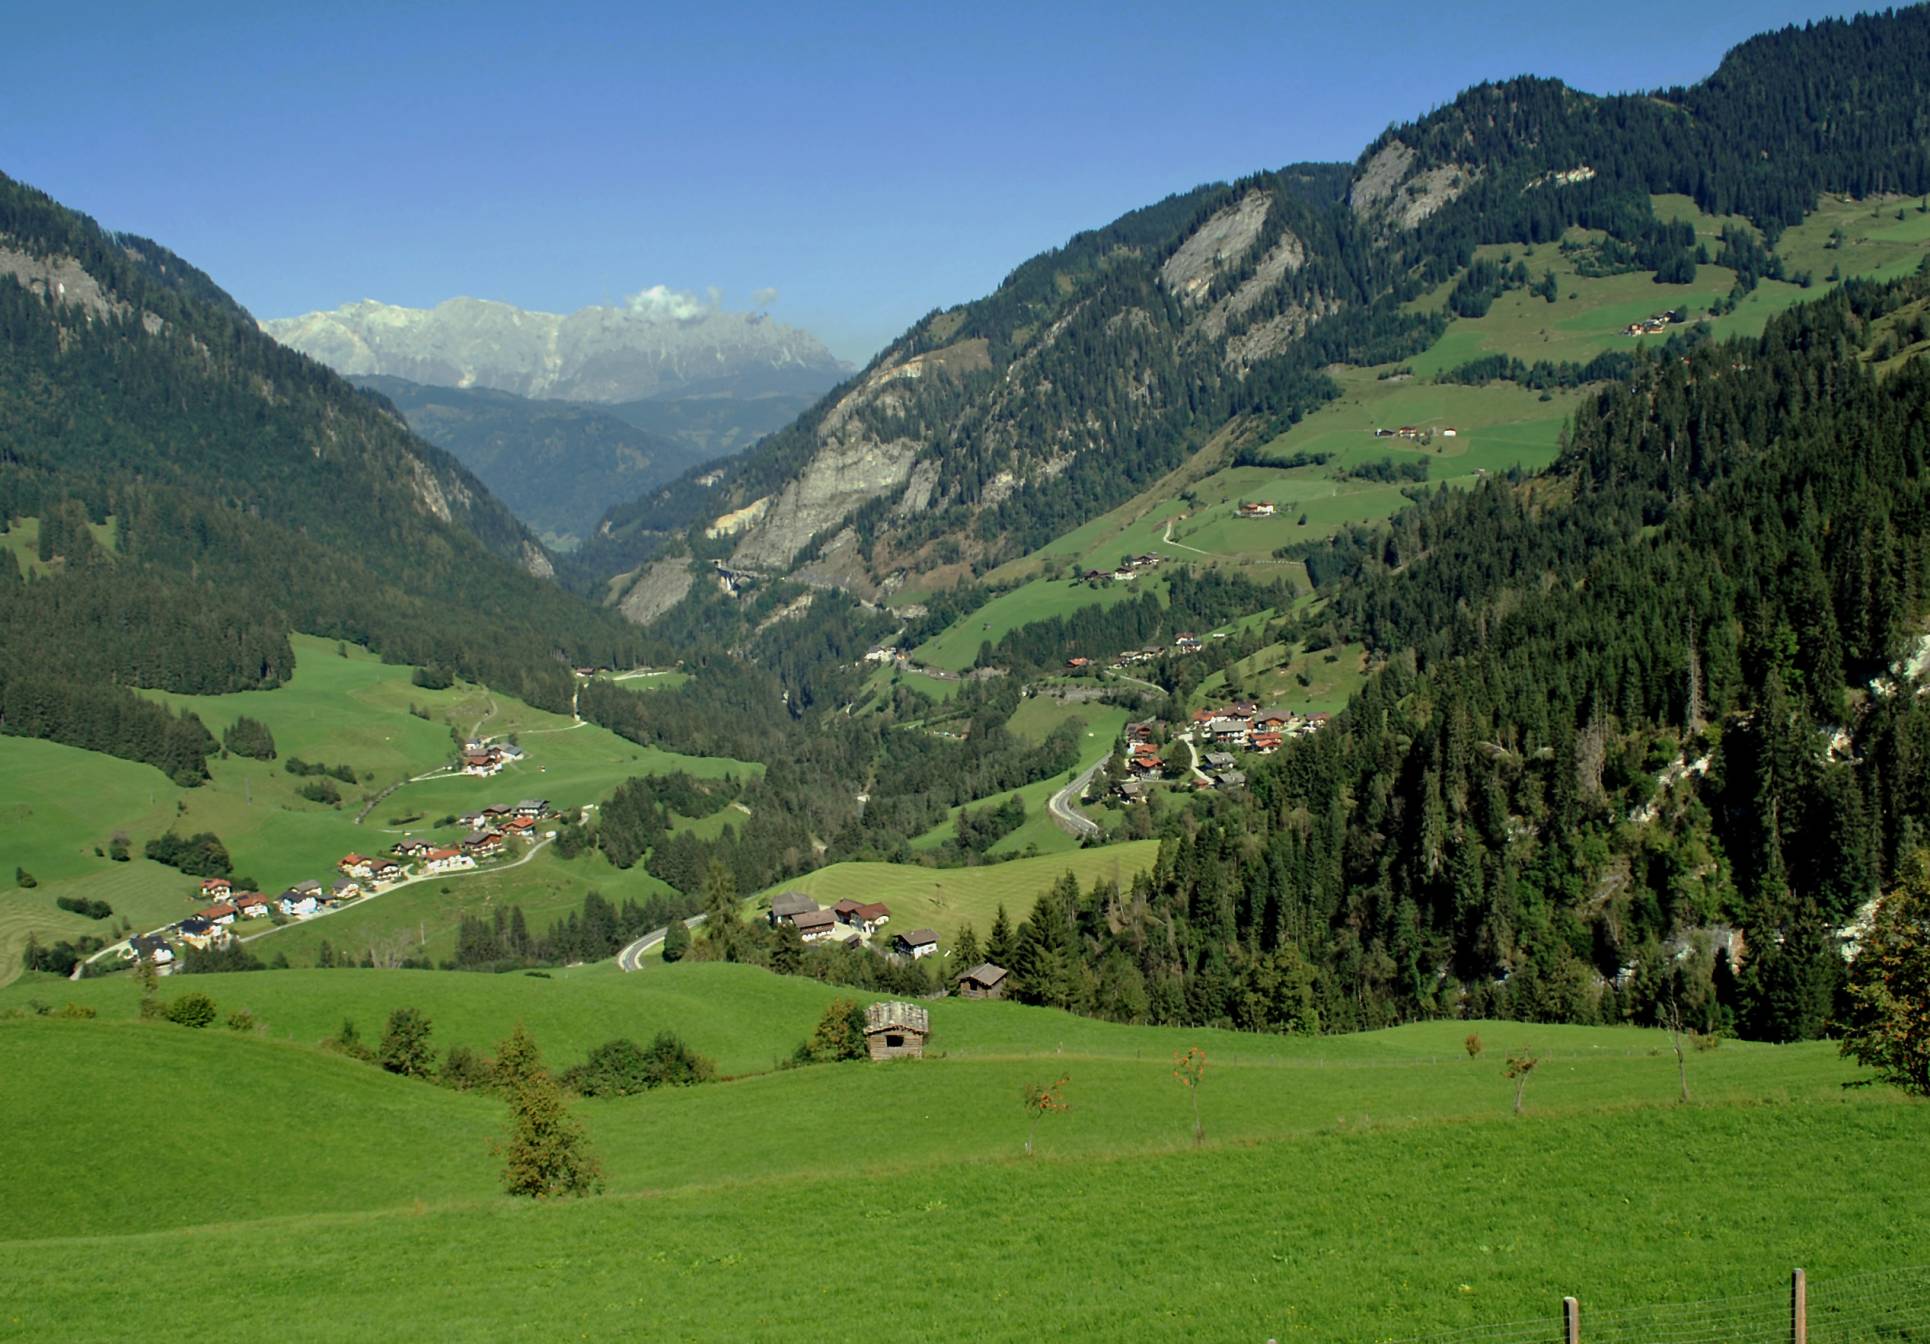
(986, 904, 1015, 967)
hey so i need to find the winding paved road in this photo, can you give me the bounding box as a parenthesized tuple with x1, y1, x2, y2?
(616, 913, 707, 971)
(1048, 759, 1104, 840)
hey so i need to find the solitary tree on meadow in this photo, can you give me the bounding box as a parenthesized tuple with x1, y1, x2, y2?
(1021, 1074, 1069, 1156)
(1173, 1046, 1209, 1146)
(493, 1025, 603, 1199)
(1505, 1049, 1540, 1115)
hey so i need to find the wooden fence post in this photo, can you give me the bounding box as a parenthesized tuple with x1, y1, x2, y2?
(1563, 1295, 1581, 1344)
(1792, 1268, 1807, 1344)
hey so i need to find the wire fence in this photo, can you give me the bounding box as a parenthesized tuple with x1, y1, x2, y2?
(1371, 1265, 1930, 1344)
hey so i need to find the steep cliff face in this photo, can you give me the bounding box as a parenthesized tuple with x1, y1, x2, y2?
(265, 293, 847, 405)
(727, 339, 991, 572)
(687, 170, 1366, 593)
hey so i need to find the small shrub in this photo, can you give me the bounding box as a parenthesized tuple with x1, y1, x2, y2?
(54, 1002, 97, 1019)
(1464, 1032, 1484, 1058)
(325, 1018, 374, 1062)
(164, 992, 219, 1029)
(440, 1044, 490, 1092)
(226, 1009, 257, 1033)
(795, 998, 867, 1064)
(14, 867, 36, 889)
(137, 996, 167, 1021)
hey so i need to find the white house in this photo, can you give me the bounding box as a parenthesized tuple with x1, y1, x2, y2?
(424, 848, 476, 876)
(893, 928, 940, 960)
(278, 891, 319, 919)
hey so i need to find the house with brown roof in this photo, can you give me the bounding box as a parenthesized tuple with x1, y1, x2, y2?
(793, 908, 839, 943)
(956, 962, 1009, 999)
(770, 891, 819, 926)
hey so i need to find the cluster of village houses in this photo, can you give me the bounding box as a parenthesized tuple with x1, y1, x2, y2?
(1076, 551, 1164, 584)
(1624, 311, 1681, 336)
(1082, 631, 1208, 672)
(1112, 703, 1331, 802)
(124, 798, 557, 969)
(1371, 425, 1457, 441)
(458, 739, 524, 778)
(766, 894, 1012, 1010)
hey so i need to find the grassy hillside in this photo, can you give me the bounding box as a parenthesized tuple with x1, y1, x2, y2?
(2, 970, 1922, 1341)
(0, 635, 756, 984)
(759, 840, 1162, 949)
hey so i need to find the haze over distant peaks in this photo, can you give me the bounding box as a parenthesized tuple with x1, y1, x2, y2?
(263, 288, 848, 404)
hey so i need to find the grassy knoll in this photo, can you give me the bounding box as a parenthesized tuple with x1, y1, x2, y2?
(597, 668, 691, 692)
(0, 962, 839, 1078)
(763, 840, 1161, 949)
(1195, 639, 1370, 716)
(0, 635, 755, 984)
(913, 572, 1167, 673)
(2, 977, 1922, 1342)
(0, 1017, 500, 1237)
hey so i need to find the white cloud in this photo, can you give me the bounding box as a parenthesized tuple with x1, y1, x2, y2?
(751, 286, 779, 308)
(623, 284, 715, 323)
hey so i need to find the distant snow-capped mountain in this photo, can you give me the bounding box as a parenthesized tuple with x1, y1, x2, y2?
(263, 289, 848, 404)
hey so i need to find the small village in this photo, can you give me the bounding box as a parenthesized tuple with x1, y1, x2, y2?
(1624, 309, 1683, 336)
(764, 892, 1014, 1016)
(123, 797, 561, 971)
(1111, 702, 1330, 802)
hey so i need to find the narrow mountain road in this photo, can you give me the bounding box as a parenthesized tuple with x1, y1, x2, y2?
(616, 913, 707, 971)
(1049, 760, 1104, 840)
(234, 837, 555, 946)
(1179, 730, 1210, 782)
(1162, 516, 1214, 557)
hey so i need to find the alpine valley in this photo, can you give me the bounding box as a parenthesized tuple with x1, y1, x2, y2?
(6, 9, 1930, 1342)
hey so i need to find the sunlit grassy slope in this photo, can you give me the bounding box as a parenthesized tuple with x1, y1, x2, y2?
(2, 963, 1922, 1342)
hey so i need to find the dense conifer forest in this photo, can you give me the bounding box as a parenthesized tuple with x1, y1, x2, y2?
(980, 273, 1930, 1041)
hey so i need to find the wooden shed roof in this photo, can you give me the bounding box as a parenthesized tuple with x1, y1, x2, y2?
(863, 1001, 930, 1036)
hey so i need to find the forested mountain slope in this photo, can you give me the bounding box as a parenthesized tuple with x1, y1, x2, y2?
(0, 173, 649, 781)
(992, 273, 1930, 1041)
(613, 9, 1930, 604)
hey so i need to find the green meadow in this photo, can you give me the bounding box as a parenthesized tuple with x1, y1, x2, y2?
(759, 840, 1162, 950)
(0, 635, 756, 984)
(2, 961, 1922, 1342)
(912, 572, 1169, 673)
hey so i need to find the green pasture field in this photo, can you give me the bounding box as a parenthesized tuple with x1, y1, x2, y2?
(0, 514, 119, 579)
(1195, 640, 1370, 716)
(0, 636, 755, 985)
(912, 572, 1168, 673)
(597, 669, 691, 692)
(1004, 696, 1130, 749)
(761, 840, 1161, 950)
(2, 972, 1922, 1342)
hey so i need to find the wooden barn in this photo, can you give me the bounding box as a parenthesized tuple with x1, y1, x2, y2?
(863, 1001, 931, 1060)
(956, 962, 1009, 1000)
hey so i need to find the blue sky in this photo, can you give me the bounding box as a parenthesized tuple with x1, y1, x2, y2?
(1, 0, 1855, 362)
